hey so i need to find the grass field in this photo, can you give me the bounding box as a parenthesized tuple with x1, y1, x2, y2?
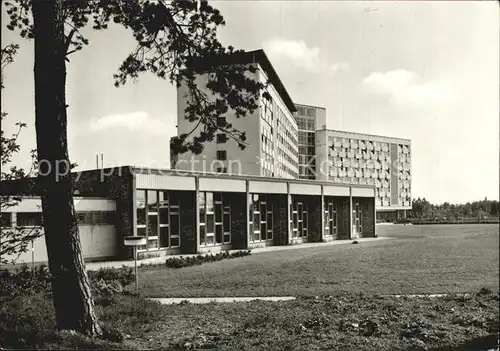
(2, 224, 498, 350)
(138, 224, 499, 297)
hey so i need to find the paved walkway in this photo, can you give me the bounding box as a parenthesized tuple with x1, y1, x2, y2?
(86, 236, 391, 271)
(151, 296, 296, 305)
(151, 293, 473, 305)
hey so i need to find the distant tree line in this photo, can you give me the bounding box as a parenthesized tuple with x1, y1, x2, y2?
(408, 197, 500, 221)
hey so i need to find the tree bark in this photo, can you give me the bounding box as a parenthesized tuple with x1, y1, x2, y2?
(32, 0, 101, 336)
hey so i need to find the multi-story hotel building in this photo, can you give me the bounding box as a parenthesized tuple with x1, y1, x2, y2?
(294, 105, 411, 218)
(173, 51, 412, 219)
(174, 50, 299, 179)
(315, 129, 412, 214)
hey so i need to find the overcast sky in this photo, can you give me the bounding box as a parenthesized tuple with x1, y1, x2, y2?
(1, 1, 498, 204)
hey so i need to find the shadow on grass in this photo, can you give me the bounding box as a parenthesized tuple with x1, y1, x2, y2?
(426, 334, 499, 351)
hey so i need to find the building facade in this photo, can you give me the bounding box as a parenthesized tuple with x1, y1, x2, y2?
(293, 102, 412, 216)
(1, 197, 118, 264)
(174, 50, 299, 179)
(316, 129, 412, 215)
(1, 166, 377, 263)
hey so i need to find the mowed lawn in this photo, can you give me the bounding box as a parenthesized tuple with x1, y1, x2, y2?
(138, 224, 499, 297)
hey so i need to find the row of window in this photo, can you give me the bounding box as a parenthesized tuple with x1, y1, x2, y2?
(353, 201, 363, 235)
(329, 138, 410, 153)
(0, 211, 115, 227)
(329, 150, 392, 162)
(136, 190, 181, 250)
(261, 95, 274, 127)
(324, 200, 338, 237)
(295, 116, 315, 131)
(298, 132, 315, 146)
(249, 194, 274, 242)
(290, 199, 309, 239)
(199, 192, 231, 246)
(295, 106, 317, 119)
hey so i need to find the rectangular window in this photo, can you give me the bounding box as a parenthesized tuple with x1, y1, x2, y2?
(215, 224, 223, 244)
(170, 212, 180, 235)
(216, 150, 227, 161)
(223, 213, 230, 234)
(170, 236, 180, 248)
(206, 192, 214, 212)
(147, 190, 158, 213)
(77, 211, 115, 225)
(217, 117, 226, 127)
(147, 214, 158, 238)
(159, 207, 169, 225)
(160, 226, 169, 248)
(1, 213, 12, 227)
(215, 202, 222, 222)
(136, 190, 146, 225)
(216, 134, 227, 144)
(17, 212, 42, 227)
(199, 225, 206, 245)
(206, 214, 214, 233)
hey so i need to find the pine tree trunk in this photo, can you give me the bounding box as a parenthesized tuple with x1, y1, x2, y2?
(32, 0, 101, 336)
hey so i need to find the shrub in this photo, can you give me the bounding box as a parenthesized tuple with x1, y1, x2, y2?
(0, 293, 55, 349)
(88, 266, 135, 287)
(0, 265, 135, 300)
(0, 265, 51, 299)
(165, 250, 251, 268)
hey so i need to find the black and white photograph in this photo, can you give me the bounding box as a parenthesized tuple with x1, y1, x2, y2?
(0, 0, 499, 350)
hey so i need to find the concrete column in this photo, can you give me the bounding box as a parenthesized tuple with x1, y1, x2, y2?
(320, 185, 325, 242)
(373, 197, 377, 237)
(246, 179, 250, 249)
(195, 176, 200, 253)
(287, 182, 292, 244)
(128, 173, 137, 259)
(131, 174, 137, 237)
(349, 187, 353, 240)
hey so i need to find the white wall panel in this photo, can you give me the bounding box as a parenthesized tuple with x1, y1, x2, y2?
(323, 185, 350, 197)
(199, 178, 246, 192)
(289, 183, 321, 195)
(352, 187, 375, 198)
(135, 173, 196, 191)
(249, 181, 287, 194)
